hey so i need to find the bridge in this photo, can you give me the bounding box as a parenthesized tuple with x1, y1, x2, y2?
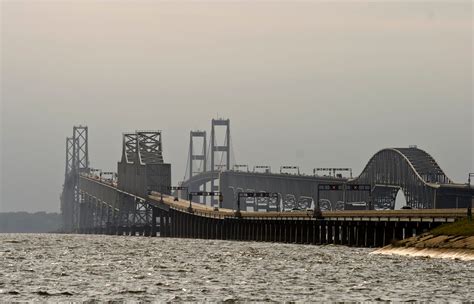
(60, 120, 473, 247)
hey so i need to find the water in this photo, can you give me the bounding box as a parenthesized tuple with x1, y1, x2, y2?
(0, 234, 472, 302)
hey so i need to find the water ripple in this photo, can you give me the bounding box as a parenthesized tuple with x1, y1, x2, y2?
(0, 234, 472, 301)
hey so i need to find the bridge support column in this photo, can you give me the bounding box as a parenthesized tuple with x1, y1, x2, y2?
(261, 221, 266, 242)
(79, 203, 87, 233)
(292, 221, 297, 243)
(301, 220, 308, 244)
(150, 207, 158, 237)
(366, 222, 375, 247)
(383, 222, 394, 245)
(188, 214, 196, 239)
(209, 218, 215, 239)
(356, 222, 365, 246)
(340, 223, 347, 245)
(276, 220, 281, 242)
(305, 221, 311, 244)
(216, 220, 222, 239)
(265, 221, 270, 242)
(312, 221, 320, 245)
(394, 222, 404, 241)
(167, 213, 172, 237)
(281, 221, 286, 243)
(333, 222, 341, 245)
(206, 217, 211, 239)
(178, 212, 188, 238)
(374, 222, 384, 247)
(327, 222, 333, 244)
(405, 222, 416, 239)
(186, 213, 191, 238)
(349, 223, 357, 246)
(144, 225, 151, 237)
(263, 221, 267, 242)
(227, 219, 232, 240)
(212, 218, 218, 239)
(186, 214, 195, 238)
(252, 220, 256, 241)
(201, 216, 206, 239)
(253, 220, 257, 242)
(222, 219, 227, 240)
(320, 221, 327, 244)
(255, 220, 259, 241)
(248, 220, 253, 241)
(252, 220, 259, 242)
(287, 220, 292, 243)
(157, 211, 163, 237)
(236, 219, 241, 241)
(200, 217, 205, 239)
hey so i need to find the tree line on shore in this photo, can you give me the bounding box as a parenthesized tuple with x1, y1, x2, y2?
(0, 212, 61, 233)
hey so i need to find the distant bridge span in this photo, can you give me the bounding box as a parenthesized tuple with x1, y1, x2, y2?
(182, 147, 471, 210)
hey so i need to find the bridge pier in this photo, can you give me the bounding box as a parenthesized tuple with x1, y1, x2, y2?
(306, 220, 313, 244)
(349, 223, 356, 246)
(299, 221, 305, 244)
(356, 222, 365, 246)
(311, 221, 318, 245)
(143, 225, 150, 237)
(394, 222, 404, 241)
(383, 223, 392, 245)
(333, 222, 341, 245)
(320, 221, 327, 244)
(366, 222, 375, 247)
(195, 214, 201, 239)
(374, 222, 384, 247)
(255, 220, 260, 242)
(287, 221, 292, 243)
(299, 220, 305, 243)
(151, 208, 157, 237)
(327, 222, 334, 245)
(340, 224, 347, 245)
(233, 219, 239, 240)
(163, 212, 171, 237)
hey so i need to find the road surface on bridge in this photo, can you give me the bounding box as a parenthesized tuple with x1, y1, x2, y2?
(148, 192, 467, 222)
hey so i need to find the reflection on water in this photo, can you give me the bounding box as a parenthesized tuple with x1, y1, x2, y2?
(0, 234, 472, 301)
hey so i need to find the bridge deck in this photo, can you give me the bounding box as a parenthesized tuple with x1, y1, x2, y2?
(79, 176, 467, 222)
(149, 192, 467, 222)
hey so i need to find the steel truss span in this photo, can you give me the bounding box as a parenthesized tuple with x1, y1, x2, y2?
(351, 147, 452, 209)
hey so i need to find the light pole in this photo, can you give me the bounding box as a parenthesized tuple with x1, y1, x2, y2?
(188, 193, 194, 213)
(235, 192, 244, 218)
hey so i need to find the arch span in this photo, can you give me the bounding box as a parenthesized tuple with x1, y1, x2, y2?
(350, 147, 451, 209)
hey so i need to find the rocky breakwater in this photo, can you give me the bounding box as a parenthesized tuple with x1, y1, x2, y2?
(372, 219, 474, 261)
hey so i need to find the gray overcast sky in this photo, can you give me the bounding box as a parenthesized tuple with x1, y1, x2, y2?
(1, 1, 472, 212)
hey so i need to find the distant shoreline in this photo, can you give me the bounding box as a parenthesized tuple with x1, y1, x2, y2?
(0, 212, 61, 233)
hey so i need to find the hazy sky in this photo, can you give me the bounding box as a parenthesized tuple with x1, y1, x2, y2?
(1, 1, 472, 212)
